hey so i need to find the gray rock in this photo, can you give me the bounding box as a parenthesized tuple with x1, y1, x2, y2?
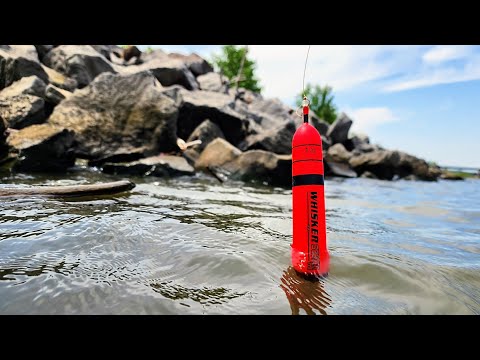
(248, 98, 292, 123)
(120, 54, 198, 90)
(0, 115, 8, 160)
(45, 84, 72, 105)
(349, 150, 439, 181)
(43, 45, 115, 88)
(350, 134, 370, 147)
(0, 75, 47, 98)
(177, 89, 247, 146)
(223, 150, 292, 187)
(440, 172, 464, 181)
(197, 72, 229, 92)
(324, 160, 357, 178)
(102, 154, 194, 177)
(168, 52, 213, 76)
(327, 112, 353, 144)
(0, 94, 46, 129)
(91, 45, 123, 61)
(0, 45, 49, 90)
(321, 135, 331, 151)
(34, 45, 55, 61)
(352, 143, 379, 155)
(360, 171, 377, 179)
(185, 119, 225, 154)
(6, 124, 75, 172)
(48, 71, 178, 160)
(240, 119, 295, 155)
(88, 147, 148, 167)
(325, 143, 352, 163)
(309, 113, 330, 137)
(195, 138, 242, 170)
(41, 64, 78, 91)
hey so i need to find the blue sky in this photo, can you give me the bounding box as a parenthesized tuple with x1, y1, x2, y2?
(138, 45, 480, 168)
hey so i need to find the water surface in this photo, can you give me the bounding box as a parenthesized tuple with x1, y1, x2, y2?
(1, 169, 479, 314)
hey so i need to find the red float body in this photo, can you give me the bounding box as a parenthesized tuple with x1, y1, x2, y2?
(291, 109, 329, 276)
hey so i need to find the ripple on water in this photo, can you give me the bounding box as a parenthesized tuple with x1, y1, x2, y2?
(0, 173, 479, 314)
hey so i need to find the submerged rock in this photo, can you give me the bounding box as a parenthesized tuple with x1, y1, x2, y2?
(6, 124, 75, 172)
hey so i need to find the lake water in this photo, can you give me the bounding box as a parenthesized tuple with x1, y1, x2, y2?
(1, 169, 479, 314)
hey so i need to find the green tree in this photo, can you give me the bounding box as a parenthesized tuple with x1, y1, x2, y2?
(212, 45, 262, 93)
(296, 84, 338, 124)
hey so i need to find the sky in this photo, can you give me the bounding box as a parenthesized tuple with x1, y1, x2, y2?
(138, 45, 480, 168)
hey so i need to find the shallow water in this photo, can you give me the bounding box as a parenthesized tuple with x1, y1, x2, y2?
(1, 169, 479, 314)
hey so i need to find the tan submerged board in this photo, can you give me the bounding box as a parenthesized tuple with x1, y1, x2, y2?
(0, 180, 136, 198)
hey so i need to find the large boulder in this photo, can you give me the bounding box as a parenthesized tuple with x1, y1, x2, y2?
(120, 53, 198, 90)
(0, 94, 46, 129)
(41, 64, 78, 91)
(6, 124, 75, 172)
(102, 154, 194, 177)
(223, 150, 292, 187)
(0, 45, 49, 90)
(185, 119, 225, 154)
(43, 45, 115, 88)
(195, 138, 292, 187)
(168, 52, 213, 77)
(239, 119, 296, 154)
(177, 89, 247, 145)
(325, 143, 352, 163)
(197, 72, 229, 92)
(327, 113, 352, 144)
(349, 150, 439, 181)
(324, 161, 357, 178)
(195, 138, 242, 170)
(309, 113, 330, 137)
(48, 71, 179, 160)
(0, 75, 46, 98)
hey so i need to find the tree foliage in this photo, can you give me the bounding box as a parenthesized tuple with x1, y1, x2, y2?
(212, 45, 262, 93)
(296, 84, 338, 124)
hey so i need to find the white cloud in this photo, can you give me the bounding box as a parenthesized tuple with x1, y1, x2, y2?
(136, 45, 480, 97)
(422, 45, 473, 64)
(348, 107, 399, 133)
(384, 54, 480, 92)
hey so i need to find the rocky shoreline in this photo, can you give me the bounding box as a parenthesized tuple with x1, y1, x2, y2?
(0, 45, 459, 186)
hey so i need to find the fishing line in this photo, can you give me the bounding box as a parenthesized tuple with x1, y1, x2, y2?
(296, 45, 311, 118)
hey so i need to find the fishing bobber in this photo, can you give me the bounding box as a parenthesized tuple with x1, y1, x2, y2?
(291, 97, 329, 277)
